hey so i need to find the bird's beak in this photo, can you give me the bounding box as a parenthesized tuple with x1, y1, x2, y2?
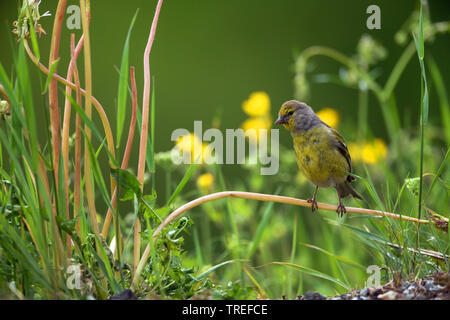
(275, 115, 287, 125)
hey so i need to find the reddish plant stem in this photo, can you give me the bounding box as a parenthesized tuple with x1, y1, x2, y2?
(48, 0, 67, 190)
(133, 0, 163, 281)
(23, 39, 117, 199)
(79, 0, 100, 236)
(73, 55, 83, 235)
(101, 67, 138, 245)
(61, 34, 84, 256)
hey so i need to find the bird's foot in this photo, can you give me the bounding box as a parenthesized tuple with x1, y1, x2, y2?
(307, 198, 319, 212)
(336, 202, 346, 217)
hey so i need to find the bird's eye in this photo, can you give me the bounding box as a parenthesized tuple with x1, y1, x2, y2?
(288, 111, 294, 116)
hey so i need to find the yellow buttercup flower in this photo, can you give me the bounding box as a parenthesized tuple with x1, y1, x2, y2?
(348, 142, 362, 162)
(241, 117, 272, 140)
(316, 108, 340, 129)
(349, 139, 388, 164)
(175, 133, 204, 163)
(361, 143, 378, 164)
(197, 173, 214, 191)
(242, 92, 271, 116)
(373, 138, 387, 158)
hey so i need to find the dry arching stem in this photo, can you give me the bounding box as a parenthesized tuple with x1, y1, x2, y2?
(152, 191, 431, 237)
(23, 39, 116, 165)
(131, 190, 434, 289)
(134, 0, 164, 276)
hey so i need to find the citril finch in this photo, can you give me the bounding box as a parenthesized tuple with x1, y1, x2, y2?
(276, 100, 362, 216)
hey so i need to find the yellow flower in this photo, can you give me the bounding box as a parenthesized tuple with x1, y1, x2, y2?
(361, 143, 378, 164)
(348, 142, 362, 162)
(373, 138, 387, 158)
(242, 92, 271, 116)
(350, 139, 388, 164)
(175, 133, 204, 163)
(316, 108, 340, 129)
(241, 117, 272, 140)
(197, 173, 214, 191)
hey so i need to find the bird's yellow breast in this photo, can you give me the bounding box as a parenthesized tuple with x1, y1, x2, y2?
(292, 127, 348, 187)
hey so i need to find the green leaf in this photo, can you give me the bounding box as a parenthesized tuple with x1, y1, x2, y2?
(299, 243, 365, 270)
(27, 7, 40, 62)
(82, 128, 116, 219)
(116, 9, 139, 148)
(246, 193, 278, 259)
(42, 58, 59, 94)
(111, 167, 142, 201)
(195, 259, 248, 280)
(418, 3, 424, 59)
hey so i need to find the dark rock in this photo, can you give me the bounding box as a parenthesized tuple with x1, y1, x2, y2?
(303, 291, 327, 300)
(108, 289, 137, 300)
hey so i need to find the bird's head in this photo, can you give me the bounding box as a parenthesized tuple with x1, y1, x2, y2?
(275, 100, 312, 131)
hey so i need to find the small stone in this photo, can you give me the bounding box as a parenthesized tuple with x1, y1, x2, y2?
(304, 291, 327, 300)
(360, 288, 369, 297)
(378, 291, 398, 300)
(402, 288, 416, 299)
(403, 293, 415, 299)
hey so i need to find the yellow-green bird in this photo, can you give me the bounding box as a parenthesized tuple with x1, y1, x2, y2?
(275, 100, 361, 216)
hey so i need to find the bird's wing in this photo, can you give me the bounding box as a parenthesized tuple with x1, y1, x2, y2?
(327, 126, 354, 181)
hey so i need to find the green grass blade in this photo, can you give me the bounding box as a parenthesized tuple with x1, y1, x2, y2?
(116, 9, 139, 148)
(427, 56, 450, 145)
(263, 261, 350, 291)
(167, 162, 197, 206)
(246, 189, 279, 259)
(299, 243, 365, 270)
(195, 259, 247, 280)
(42, 58, 59, 94)
(427, 147, 449, 197)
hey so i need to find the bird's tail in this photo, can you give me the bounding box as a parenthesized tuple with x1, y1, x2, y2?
(336, 181, 362, 200)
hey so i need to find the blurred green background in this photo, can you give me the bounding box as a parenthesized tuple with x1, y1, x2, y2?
(0, 1, 449, 298)
(1, 0, 448, 158)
